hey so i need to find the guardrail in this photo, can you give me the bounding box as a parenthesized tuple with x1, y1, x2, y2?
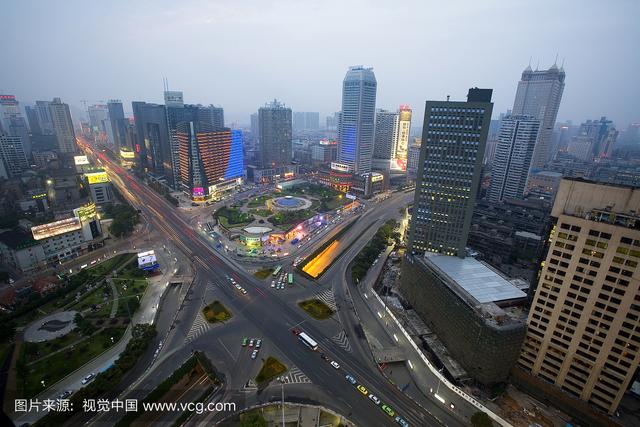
(371, 291, 513, 427)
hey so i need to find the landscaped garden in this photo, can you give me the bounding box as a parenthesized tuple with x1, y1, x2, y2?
(202, 301, 232, 323)
(255, 356, 287, 384)
(298, 298, 335, 320)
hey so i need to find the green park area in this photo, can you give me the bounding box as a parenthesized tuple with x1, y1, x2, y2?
(215, 207, 254, 228)
(255, 356, 287, 384)
(351, 219, 400, 283)
(202, 300, 232, 323)
(279, 183, 350, 212)
(247, 195, 270, 208)
(298, 298, 335, 320)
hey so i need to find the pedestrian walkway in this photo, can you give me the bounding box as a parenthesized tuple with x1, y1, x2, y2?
(314, 288, 337, 311)
(331, 330, 352, 353)
(280, 366, 311, 384)
(185, 312, 211, 343)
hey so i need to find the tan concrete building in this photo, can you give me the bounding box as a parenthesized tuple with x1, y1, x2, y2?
(518, 178, 640, 415)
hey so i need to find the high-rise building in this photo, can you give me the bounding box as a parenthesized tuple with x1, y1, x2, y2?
(337, 66, 377, 174)
(512, 64, 565, 170)
(107, 100, 128, 149)
(0, 94, 32, 158)
(488, 115, 540, 203)
(293, 112, 320, 131)
(132, 101, 171, 181)
(407, 138, 422, 176)
(517, 178, 640, 417)
(34, 100, 55, 135)
(25, 106, 41, 135)
(198, 105, 225, 130)
(373, 106, 412, 172)
(164, 90, 194, 189)
(577, 117, 618, 159)
(258, 99, 292, 168)
(49, 97, 77, 154)
(176, 121, 243, 200)
(87, 104, 109, 134)
(0, 135, 29, 178)
(408, 88, 493, 257)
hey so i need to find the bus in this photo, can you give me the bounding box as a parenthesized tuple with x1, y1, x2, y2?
(287, 273, 293, 285)
(272, 265, 282, 276)
(298, 332, 318, 351)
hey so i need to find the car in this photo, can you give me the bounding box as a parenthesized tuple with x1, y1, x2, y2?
(59, 390, 72, 399)
(356, 384, 368, 396)
(81, 373, 95, 385)
(249, 339, 255, 347)
(369, 394, 381, 405)
(345, 374, 356, 385)
(381, 404, 395, 417)
(292, 328, 300, 335)
(330, 360, 340, 369)
(395, 416, 409, 427)
(251, 349, 258, 359)
(320, 353, 329, 361)
(255, 339, 262, 348)
(242, 337, 248, 346)
(271, 282, 276, 288)
(241, 289, 247, 295)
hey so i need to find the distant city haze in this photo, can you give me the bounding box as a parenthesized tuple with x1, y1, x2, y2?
(3, 0, 639, 127)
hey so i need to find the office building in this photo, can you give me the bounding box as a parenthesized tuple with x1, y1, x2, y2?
(577, 117, 618, 159)
(373, 106, 412, 172)
(517, 179, 640, 419)
(164, 91, 196, 189)
(338, 66, 377, 174)
(488, 115, 540, 202)
(33, 100, 56, 135)
(132, 101, 172, 182)
(87, 104, 109, 135)
(199, 105, 225, 130)
(311, 139, 337, 165)
(407, 138, 422, 176)
(177, 122, 243, 200)
(402, 253, 527, 385)
(49, 97, 77, 154)
(0, 94, 31, 158)
(25, 106, 41, 135)
(293, 112, 320, 131)
(408, 88, 493, 257)
(512, 64, 565, 170)
(0, 135, 29, 178)
(566, 135, 595, 162)
(0, 228, 47, 274)
(258, 99, 292, 168)
(107, 100, 128, 149)
(83, 170, 113, 205)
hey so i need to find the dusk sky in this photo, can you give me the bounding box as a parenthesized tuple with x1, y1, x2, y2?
(3, 0, 639, 127)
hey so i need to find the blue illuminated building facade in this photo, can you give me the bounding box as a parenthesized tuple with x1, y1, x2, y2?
(338, 66, 377, 174)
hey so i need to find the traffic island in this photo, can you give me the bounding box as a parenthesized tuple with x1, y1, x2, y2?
(255, 356, 287, 384)
(297, 299, 334, 320)
(202, 301, 232, 323)
(253, 268, 274, 279)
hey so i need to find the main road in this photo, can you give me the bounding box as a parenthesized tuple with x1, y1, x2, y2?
(84, 142, 462, 427)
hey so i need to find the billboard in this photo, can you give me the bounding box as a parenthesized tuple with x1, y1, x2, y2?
(137, 250, 159, 271)
(331, 162, 351, 173)
(120, 149, 135, 159)
(74, 155, 90, 165)
(86, 171, 109, 184)
(31, 217, 82, 240)
(74, 203, 97, 223)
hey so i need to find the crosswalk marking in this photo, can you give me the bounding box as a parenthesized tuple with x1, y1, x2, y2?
(331, 329, 352, 353)
(280, 366, 311, 384)
(315, 288, 337, 311)
(185, 312, 211, 342)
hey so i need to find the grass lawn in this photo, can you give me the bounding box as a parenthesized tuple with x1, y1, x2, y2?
(255, 356, 287, 384)
(20, 326, 126, 399)
(218, 215, 253, 230)
(247, 195, 270, 208)
(298, 299, 335, 320)
(254, 268, 274, 279)
(22, 330, 85, 364)
(249, 208, 273, 217)
(202, 301, 232, 323)
(68, 284, 111, 312)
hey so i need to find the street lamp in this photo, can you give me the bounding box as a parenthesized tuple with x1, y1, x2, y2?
(278, 376, 285, 427)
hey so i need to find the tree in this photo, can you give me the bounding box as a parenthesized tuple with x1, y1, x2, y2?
(470, 411, 493, 427)
(240, 412, 267, 427)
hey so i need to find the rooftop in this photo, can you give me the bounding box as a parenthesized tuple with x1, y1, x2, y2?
(424, 254, 527, 304)
(0, 228, 40, 250)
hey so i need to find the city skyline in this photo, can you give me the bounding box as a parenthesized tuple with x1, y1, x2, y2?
(3, 0, 639, 127)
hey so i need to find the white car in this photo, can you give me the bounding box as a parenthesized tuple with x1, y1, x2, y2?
(369, 394, 381, 405)
(330, 361, 340, 369)
(81, 373, 95, 385)
(251, 349, 259, 359)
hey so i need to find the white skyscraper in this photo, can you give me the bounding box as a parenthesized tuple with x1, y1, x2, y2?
(373, 105, 412, 172)
(488, 115, 540, 203)
(512, 64, 565, 170)
(49, 97, 77, 154)
(337, 66, 377, 174)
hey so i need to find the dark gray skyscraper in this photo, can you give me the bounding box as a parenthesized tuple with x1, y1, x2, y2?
(337, 66, 377, 174)
(198, 105, 224, 130)
(488, 115, 540, 203)
(107, 100, 127, 149)
(34, 100, 55, 135)
(408, 88, 493, 257)
(0, 94, 32, 158)
(512, 64, 565, 169)
(132, 101, 171, 181)
(49, 97, 77, 154)
(258, 99, 292, 168)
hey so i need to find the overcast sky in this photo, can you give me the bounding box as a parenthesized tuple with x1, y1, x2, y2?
(3, 0, 639, 128)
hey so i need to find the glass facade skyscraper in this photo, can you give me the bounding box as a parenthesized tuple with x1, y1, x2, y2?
(408, 88, 493, 257)
(338, 66, 377, 174)
(258, 99, 292, 168)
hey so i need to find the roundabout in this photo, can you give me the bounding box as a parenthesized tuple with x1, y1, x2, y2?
(267, 195, 312, 211)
